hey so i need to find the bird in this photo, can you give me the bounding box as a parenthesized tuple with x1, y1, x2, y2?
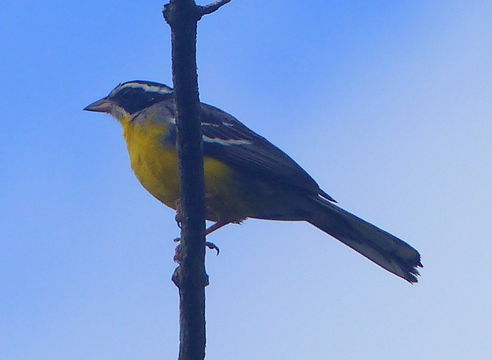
(84, 80, 422, 283)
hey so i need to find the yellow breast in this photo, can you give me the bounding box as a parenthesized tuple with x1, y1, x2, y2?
(122, 119, 243, 220)
(123, 120, 179, 208)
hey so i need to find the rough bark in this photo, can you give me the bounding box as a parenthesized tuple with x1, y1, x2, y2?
(163, 1, 232, 359)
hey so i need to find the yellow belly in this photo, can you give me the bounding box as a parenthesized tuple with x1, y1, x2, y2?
(123, 120, 246, 221)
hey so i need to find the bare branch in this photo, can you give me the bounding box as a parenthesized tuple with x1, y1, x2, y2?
(163, 1, 207, 359)
(197, 0, 232, 17)
(163, 0, 235, 358)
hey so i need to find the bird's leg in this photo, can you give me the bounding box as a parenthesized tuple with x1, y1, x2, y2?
(205, 220, 231, 235)
(173, 220, 231, 263)
(204, 220, 231, 255)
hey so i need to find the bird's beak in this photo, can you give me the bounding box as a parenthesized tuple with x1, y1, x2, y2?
(83, 97, 113, 113)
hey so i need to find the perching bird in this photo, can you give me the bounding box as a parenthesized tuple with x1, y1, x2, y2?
(84, 80, 422, 282)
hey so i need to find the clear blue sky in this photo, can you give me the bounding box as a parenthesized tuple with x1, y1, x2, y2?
(1, 1, 491, 359)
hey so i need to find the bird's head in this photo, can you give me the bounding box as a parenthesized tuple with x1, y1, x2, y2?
(84, 80, 173, 121)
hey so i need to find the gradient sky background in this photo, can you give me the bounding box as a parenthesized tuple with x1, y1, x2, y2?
(1, 1, 491, 359)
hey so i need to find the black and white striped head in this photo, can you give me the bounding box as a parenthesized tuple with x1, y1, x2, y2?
(84, 80, 173, 119)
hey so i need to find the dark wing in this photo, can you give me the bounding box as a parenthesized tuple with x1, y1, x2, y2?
(200, 103, 335, 202)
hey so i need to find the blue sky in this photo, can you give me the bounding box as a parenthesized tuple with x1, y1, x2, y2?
(1, 1, 491, 359)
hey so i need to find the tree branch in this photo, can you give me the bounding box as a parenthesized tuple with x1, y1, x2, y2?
(163, 1, 207, 359)
(197, 0, 232, 17)
(163, 0, 234, 358)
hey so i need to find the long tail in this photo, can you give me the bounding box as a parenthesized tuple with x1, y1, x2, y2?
(307, 197, 422, 283)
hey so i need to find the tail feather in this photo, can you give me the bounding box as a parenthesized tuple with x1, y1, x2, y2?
(307, 198, 422, 283)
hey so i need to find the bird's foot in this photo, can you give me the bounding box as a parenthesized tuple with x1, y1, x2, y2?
(174, 199, 183, 228)
(205, 241, 220, 255)
(172, 237, 220, 263)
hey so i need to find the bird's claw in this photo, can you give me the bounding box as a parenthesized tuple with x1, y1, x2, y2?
(175, 216, 182, 229)
(174, 199, 183, 228)
(205, 241, 220, 255)
(172, 238, 220, 257)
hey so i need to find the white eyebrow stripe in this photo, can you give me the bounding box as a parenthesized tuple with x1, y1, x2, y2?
(202, 136, 252, 146)
(113, 82, 173, 95)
